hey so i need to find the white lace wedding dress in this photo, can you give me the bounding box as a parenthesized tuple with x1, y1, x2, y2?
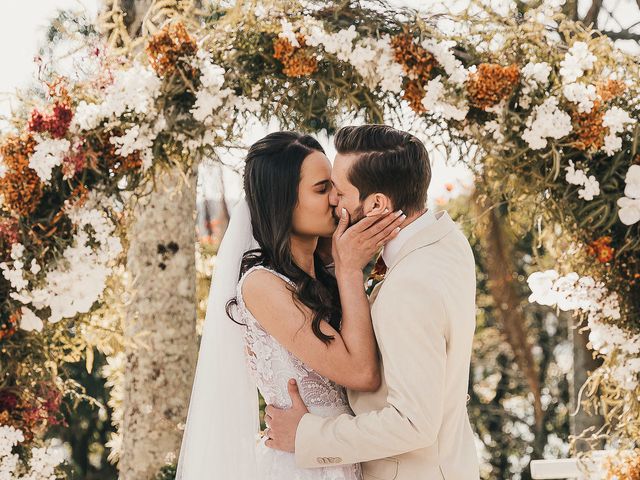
(236, 265, 362, 480)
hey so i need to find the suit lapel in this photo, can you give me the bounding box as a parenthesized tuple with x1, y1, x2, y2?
(385, 211, 457, 275)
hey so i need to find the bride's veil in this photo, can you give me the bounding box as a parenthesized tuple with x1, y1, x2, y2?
(175, 197, 260, 479)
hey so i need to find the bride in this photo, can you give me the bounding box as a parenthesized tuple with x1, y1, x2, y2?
(175, 131, 404, 479)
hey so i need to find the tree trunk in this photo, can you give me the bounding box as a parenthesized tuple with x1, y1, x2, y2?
(98, 2, 200, 477)
(120, 169, 198, 480)
(473, 192, 545, 438)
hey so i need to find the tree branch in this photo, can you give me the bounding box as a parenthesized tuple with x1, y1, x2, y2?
(600, 28, 640, 41)
(583, 0, 603, 27)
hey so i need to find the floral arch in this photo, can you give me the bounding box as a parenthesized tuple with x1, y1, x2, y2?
(0, 0, 639, 476)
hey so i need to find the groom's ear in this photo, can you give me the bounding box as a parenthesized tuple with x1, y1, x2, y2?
(364, 193, 393, 217)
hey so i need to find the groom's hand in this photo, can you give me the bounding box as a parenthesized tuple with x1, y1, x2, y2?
(264, 379, 308, 453)
(333, 208, 405, 274)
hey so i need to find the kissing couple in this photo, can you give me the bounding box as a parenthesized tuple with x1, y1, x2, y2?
(176, 124, 479, 480)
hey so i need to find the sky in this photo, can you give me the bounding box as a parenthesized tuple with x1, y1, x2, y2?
(1, 0, 639, 204)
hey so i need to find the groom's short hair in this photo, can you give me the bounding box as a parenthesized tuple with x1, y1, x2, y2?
(334, 125, 431, 215)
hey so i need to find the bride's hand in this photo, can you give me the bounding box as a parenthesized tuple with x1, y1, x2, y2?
(332, 208, 405, 275)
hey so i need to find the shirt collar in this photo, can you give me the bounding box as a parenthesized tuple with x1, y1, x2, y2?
(382, 209, 438, 267)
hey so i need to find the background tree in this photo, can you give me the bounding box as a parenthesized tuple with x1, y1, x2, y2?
(99, 1, 199, 478)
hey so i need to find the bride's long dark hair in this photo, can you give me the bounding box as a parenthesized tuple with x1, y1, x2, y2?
(226, 131, 342, 343)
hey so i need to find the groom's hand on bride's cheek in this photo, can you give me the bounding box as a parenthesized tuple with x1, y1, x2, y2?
(264, 379, 309, 453)
(333, 208, 405, 273)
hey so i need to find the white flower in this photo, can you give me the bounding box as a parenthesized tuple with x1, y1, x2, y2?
(617, 196, 640, 225)
(306, 25, 357, 62)
(602, 106, 635, 155)
(528, 271, 621, 326)
(199, 62, 226, 89)
(559, 41, 596, 82)
(29, 138, 70, 184)
(565, 160, 600, 200)
(484, 120, 504, 142)
(527, 269, 559, 306)
(10, 243, 25, 260)
(421, 39, 468, 86)
(611, 358, 640, 390)
(421, 75, 469, 121)
(109, 117, 165, 171)
(0, 425, 24, 457)
(30, 259, 41, 275)
(521, 96, 572, 149)
(278, 19, 300, 47)
(616, 163, 640, 225)
(74, 100, 103, 131)
(191, 88, 233, 122)
(562, 83, 597, 113)
(19, 306, 43, 332)
(522, 61, 551, 84)
(72, 62, 161, 131)
(623, 164, 640, 199)
(0, 244, 28, 291)
(14, 193, 123, 324)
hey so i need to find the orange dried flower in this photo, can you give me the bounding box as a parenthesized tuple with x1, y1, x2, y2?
(0, 134, 43, 216)
(0, 310, 18, 341)
(67, 183, 89, 209)
(146, 22, 198, 78)
(273, 35, 318, 78)
(402, 79, 426, 113)
(570, 100, 606, 151)
(586, 236, 615, 263)
(597, 79, 626, 103)
(466, 63, 520, 110)
(605, 449, 640, 480)
(391, 33, 436, 84)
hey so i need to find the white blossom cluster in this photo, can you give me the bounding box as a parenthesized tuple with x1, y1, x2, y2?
(421, 75, 469, 121)
(565, 160, 600, 201)
(28, 137, 71, 184)
(7, 193, 122, 329)
(73, 61, 162, 132)
(562, 82, 597, 113)
(109, 117, 166, 171)
(421, 39, 468, 86)
(521, 96, 573, 149)
(527, 270, 620, 319)
(602, 106, 635, 155)
(187, 51, 261, 150)
(559, 41, 596, 83)
(617, 164, 640, 225)
(519, 61, 551, 109)
(527, 269, 640, 390)
(0, 425, 65, 480)
(298, 19, 404, 94)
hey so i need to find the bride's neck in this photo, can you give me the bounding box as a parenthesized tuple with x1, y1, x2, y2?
(290, 234, 318, 278)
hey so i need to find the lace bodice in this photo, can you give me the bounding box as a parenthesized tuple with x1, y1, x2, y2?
(235, 266, 350, 413)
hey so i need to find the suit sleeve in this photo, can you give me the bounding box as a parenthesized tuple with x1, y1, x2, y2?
(294, 279, 448, 468)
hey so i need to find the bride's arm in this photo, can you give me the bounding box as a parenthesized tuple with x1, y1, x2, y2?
(242, 210, 404, 392)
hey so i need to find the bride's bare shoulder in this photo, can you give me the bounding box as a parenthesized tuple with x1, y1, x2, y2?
(241, 268, 310, 330)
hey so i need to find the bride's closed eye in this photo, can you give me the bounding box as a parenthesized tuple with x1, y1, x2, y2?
(314, 180, 331, 193)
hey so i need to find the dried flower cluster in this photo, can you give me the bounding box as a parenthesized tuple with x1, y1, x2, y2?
(273, 34, 318, 77)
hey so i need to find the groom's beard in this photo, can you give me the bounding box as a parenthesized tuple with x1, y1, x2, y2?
(349, 205, 366, 226)
(334, 205, 366, 227)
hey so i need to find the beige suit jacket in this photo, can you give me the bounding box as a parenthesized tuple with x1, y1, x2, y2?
(295, 211, 480, 480)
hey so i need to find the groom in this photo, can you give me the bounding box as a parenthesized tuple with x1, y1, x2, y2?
(265, 125, 479, 480)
